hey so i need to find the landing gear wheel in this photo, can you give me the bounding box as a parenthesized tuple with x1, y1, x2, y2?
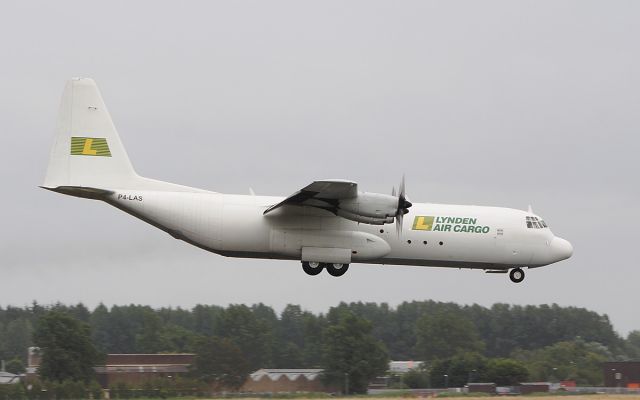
(509, 268, 525, 283)
(302, 261, 324, 276)
(326, 263, 349, 277)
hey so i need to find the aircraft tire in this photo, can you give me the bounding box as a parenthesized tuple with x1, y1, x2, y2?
(509, 268, 525, 283)
(302, 261, 324, 276)
(326, 263, 349, 277)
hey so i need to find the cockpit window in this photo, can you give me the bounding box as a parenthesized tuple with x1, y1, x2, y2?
(526, 216, 548, 229)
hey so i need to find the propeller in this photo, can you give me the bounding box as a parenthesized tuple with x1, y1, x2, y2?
(394, 175, 412, 235)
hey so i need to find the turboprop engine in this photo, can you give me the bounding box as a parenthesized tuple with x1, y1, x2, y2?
(336, 208, 395, 225)
(337, 177, 412, 234)
(337, 193, 401, 224)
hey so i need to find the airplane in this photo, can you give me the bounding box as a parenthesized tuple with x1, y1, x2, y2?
(42, 78, 573, 283)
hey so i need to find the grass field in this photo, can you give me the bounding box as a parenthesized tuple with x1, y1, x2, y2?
(355, 397, 640, 400)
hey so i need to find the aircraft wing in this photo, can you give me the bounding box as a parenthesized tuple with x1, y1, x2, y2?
(263, 180, 358, 215)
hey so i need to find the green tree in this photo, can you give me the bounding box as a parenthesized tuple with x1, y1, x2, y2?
(321, 311, 389, 394)
(301, 312, 325, 367)
(512, 338, 610, 385)
(485, 358, 529, 385)
(160, 323, 198, 352)
(103, 305, 141, 353)
(430, 352, 488, 388)
(625, 330, 640, 359)
(5, 357, 25, 374)
(474, 303, 623, 357)
(280, 305, 305, 347)
(192, 304, 223, 336)
(402, 367, 430, 389)
(90, 303, 112, 352)
(33, 311, 102, 383)
(191, 336, 250, 390)
(3, 318, 33, 362)
(136, 310, 169, 353)
(275, 342, 304, 368)
(415, 312, 484, 361)
(216, 305, 273, 369)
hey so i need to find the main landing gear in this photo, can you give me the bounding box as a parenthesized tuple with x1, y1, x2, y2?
(302, 261, 323, 276)
(301, 261, 350, 277)
(509, 268, 525, 283)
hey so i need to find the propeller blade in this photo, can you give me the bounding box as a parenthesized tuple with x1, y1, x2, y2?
(394, 175, 412, 236)
(396, 212, 403, 236)
(392, 187, 396, 197)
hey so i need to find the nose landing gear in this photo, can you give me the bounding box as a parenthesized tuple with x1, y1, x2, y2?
(509, 268, 525, 283)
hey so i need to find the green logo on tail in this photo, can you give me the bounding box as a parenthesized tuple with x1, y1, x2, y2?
(70, 137, 111, 157)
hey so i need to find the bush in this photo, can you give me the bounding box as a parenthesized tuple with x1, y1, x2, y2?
(0, 383, 27, 400)
(25, 381, 44, 400)
(89, 381, 103, 399)
(110, 382, 132, 399)
(402, 369, 430, 388)
(6, 358, 26, 374)
(44, 380, 87, 400)
(64, 380, 86, 399)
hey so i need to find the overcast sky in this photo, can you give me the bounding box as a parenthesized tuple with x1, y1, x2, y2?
(1, 1, 638, 336)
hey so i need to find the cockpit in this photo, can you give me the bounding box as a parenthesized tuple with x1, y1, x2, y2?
(526, 216, 548, 229)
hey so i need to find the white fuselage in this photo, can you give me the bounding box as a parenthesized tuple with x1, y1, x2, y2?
(106, 188, 571, 271)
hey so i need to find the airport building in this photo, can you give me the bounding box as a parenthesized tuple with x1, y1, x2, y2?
(240, 369, 339, 393)
(27, 348, 194, 388)
(603, 361, 640, 388)
(388, 360, 424, 373)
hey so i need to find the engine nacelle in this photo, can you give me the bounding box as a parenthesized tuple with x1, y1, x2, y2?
(338, 192, 398, 219)
(336, 209, 395, 225)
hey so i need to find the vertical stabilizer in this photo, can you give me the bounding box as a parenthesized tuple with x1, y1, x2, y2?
(43, 78, 138, 190)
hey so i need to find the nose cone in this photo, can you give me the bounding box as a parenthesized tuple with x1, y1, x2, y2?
(551, 237, 573, 262)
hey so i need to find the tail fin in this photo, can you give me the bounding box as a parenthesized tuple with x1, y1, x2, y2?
(43, 78, 138, 190)
(44, 78, 209, 196)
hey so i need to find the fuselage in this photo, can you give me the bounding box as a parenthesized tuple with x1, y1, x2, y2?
(106, 188, 572, 271)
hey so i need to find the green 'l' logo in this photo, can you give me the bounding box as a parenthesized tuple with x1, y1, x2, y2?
(70, 137, 111, 157)
(413, 216, 435, 231)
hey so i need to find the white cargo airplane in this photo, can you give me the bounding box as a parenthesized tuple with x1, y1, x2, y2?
(43, 78, 573, 283)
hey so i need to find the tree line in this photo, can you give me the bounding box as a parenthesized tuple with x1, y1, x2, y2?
(1, 300, 639, 392)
